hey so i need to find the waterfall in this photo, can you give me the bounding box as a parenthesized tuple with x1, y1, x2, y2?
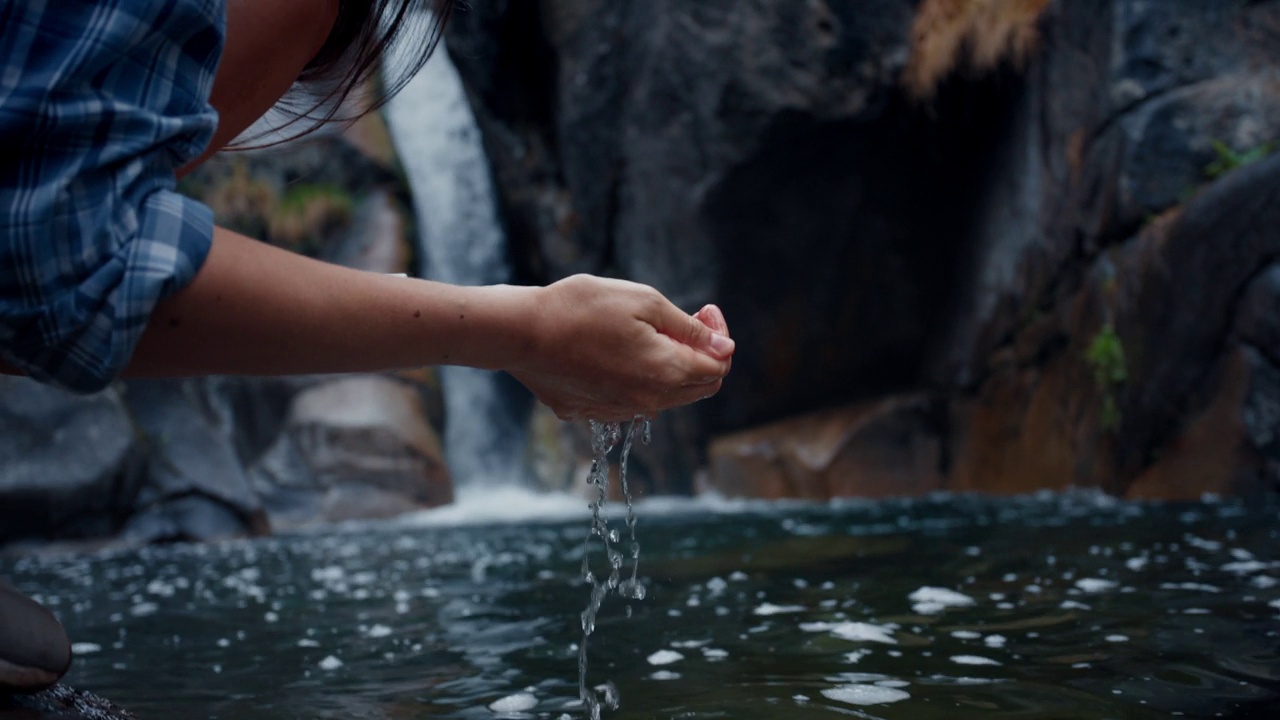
(383, 32, 533, 488)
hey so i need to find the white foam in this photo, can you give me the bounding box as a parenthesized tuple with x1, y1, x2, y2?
(909, 587, 975, 614)
(71, 642, 101, 655)
(1105, 634, 1129, 642)
(951, 655, 1001, 666)
(1125, 556, 1149, 571)
(844, 650, 871, 664)
(1060, 600, 1091, 610)
(647, 650, 684, 666)
(702, 648, 729, 660)
(670, 640, 710, 649)
(318, 655, 344, 670)
(829, 622, 897, 645)
(650, 670, 680, 680)
(489, 693, 537, 713)
(1185, 536, 1222, 551)
(753, 603, 805, 616)
(297, 639, 320, 648)
(951, 630, 981, 640)
(365, 624, 393, 638)
(130, 602, 158, 617)
(1222, 560, 1271, 574)
(1159, 582, 1221, 593)
(983, 635, 1007, 648)
(821, 684, 911, 706)
(1268, 599, 1280, 611)
(1074, 578, 1117, 593)
(1251, 576, 1278, 589)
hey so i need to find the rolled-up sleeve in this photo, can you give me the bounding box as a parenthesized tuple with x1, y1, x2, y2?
(0, 0, 225, 393)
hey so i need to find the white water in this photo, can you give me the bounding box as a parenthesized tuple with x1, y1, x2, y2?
(384, 25, 531, 487)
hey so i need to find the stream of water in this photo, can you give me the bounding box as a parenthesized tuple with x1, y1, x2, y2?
(3, 491, 1277, 719)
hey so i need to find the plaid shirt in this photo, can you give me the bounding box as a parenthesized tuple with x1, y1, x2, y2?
(0, 0, 224, 392)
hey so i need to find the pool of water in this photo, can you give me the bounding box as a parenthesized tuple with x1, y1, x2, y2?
(3, 490, 1278, 719)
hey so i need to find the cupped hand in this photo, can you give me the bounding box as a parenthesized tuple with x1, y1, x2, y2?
(508, 275, 734, 422)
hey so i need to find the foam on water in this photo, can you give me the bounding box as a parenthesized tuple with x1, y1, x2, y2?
(821, 684, 911, 706)
(753, 602, 805, 616)
(646, 650, 684, 666)
(909, 586, 976, 614)
(489, 693, 537, 713)
(951, 655, 1002, 666)
(1075, 578, 1118, 593)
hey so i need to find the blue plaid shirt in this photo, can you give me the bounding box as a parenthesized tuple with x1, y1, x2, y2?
(1, 0, 224, 392)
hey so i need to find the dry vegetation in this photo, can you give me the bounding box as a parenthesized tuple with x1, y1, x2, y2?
(902, 0, 1052, 99)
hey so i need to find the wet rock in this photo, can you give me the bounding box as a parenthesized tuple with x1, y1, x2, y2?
(0, 379, 142, 544)
(0, 684, 137, 720)
(252, 376, 453, 530)
(119, 379, 267, 543)
(449, 0, 1015, 483)
(451, 0, 1280, 499)
(950, 154, 1280, 498)
(705, 396, 945, 500)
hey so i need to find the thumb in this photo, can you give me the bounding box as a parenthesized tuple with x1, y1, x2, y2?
(658, 304, 735, 360)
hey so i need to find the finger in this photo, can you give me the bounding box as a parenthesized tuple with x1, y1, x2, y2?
(654, 301, 735, 360)
(694, 304, 729, 336)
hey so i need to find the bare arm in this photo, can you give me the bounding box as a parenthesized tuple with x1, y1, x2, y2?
(118, 227, 732, 421)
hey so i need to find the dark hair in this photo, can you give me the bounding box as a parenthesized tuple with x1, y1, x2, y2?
(241, 0, 455, 146)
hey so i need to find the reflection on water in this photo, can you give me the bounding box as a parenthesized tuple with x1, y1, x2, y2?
(3, 491, 1278, 719)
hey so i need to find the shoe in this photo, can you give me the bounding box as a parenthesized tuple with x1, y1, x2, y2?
(0, 581, 71, 694)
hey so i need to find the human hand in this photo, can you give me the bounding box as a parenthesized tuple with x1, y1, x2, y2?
(508, 275, 734, 422)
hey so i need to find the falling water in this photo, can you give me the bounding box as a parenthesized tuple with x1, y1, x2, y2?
(383, 22, 532, 487)
(578, 418, 650, 718)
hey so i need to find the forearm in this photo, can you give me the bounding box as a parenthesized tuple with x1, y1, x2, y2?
(128, 226, 538, 377)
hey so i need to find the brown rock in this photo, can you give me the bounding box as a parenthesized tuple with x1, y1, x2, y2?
(251, 376, 453, 530)
(705, 396, 944, 500)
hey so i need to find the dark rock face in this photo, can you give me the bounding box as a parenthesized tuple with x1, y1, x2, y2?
(0, 379, 142, 544)
(451, 0, 1280, 498)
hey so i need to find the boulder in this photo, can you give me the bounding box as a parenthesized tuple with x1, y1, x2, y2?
(251, 376, 453, 530)
(0, 378, 142, 544)
(706, 396, 945, 500)
(119, 379, 268, 543)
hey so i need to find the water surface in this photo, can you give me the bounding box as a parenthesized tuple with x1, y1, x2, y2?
(4, 491, 1278, 719)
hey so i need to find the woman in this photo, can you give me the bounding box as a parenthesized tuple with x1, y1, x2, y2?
(0, 0, 733, 693)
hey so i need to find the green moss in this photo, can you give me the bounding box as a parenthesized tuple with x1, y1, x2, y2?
(1204, 139, 1274, 180)
(1085, 323, 1128, 432)
(268, 184, 354, 255)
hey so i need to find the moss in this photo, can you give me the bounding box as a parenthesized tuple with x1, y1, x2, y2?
(1085, 323, 1128, 432)
(267, 184, 355, 255)
(1204, 139, 1275, 180)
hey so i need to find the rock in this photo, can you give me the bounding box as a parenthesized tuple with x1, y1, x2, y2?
(0, 378, 142, 544)
(322, 189, 412, 274)
(251, 376, 453, 530)
(0, 684, 137, 720)
(449, 0, 1011, 478)
(949, 154, 1280, 498)
(118, 379, 267, 543)
(450, 0, 1280, 499)
(706, 396, 945, 500)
